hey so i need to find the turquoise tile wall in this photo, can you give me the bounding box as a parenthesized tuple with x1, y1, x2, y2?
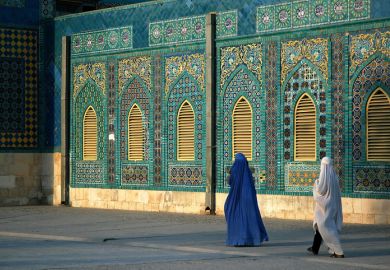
(62, 1, 390, 198)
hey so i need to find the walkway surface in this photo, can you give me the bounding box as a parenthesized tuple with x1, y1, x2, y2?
(0, 206, 389, 270)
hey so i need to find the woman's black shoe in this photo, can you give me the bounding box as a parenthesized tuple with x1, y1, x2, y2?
(307, 247, 318, 255)
(330, 253, 345, 258)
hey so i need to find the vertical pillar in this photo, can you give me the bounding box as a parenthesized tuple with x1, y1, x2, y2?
(61, 36, 70, 205)
(205, 13, 216, 214)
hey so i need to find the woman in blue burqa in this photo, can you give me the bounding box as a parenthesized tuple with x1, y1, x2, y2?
(224, 153, 269, 246)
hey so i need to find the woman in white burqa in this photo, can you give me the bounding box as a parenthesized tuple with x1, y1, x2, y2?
(307, 157, 344, 258)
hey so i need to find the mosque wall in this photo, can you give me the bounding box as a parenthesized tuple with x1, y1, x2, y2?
(65, 0, 390, 223)
(0, 0, 389, 224)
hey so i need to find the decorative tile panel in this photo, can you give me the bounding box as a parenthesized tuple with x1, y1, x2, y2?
(121, 165, 148, 185)
(283, 61, 327, 163)
(71, 26, 133, 56)
(310, 0, 330, 25)
(281, 38, 328, 85)
(118, 56, 151, 96)
(275, 3, 292, 30)
(168, 165, 202, 186)
(73, 63, 106, 98)
(75, 161, 104, 184)
(256, 0, 371, 33)
(119, 77, 150, 161)
(292, 1, 310, 28)
(167, 73, 204, 162)
(108, 63, 116, 184)
(351, 57, 389, 161)
(164, 53, 205, 96)
(149, 15, 205, 47)
(0, 28, 38, 148)
(220, 43, 262, 90)
(0, 0, 25, 7)
(349, 0, 370, 20)
(350, 31, 390, 75)
(216, 10, 238, 38)
(330, 0, 349, 22)
(285, 163, 320, 191)
(354, 166, 390, 192)
(149, 11, 238, 47)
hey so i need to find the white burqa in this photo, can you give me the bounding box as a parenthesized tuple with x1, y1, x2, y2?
(313, 157, 344, 255)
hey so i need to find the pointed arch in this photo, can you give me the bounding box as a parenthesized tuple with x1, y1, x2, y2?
(83, 106, 97, 161)
(294, 93, 316, 161)
(366, 88, 390, 161)
(177, 100, 195, 161)
(128, 103, 144, 161)
(232, 96, 253, 160)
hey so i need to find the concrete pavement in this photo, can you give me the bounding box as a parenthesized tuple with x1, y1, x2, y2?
(0, 206, 389, 270)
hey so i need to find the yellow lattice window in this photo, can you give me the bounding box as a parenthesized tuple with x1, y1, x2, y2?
(177, 100, 195, 161)
(294, 94, 316, 161)
(366, 88, 390, 161)
(128, 104, 144, 161)
(83, 106, 97, 161)
(232, 96, 252, 160)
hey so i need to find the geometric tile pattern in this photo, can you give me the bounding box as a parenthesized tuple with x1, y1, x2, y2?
(149, 11, 238, 47)
(168, 165, 202, 186)
(351, 57, 390, 161)
(354, 166, 390, 192)
(0, 28, 38, 148)
(331, 34, 346, 190)
(220, 42, 264, 191)
(285, 163, 320, 192)
(265, 41, 278, 189)
(222, 67, 262, 161)
(0, 57, 25, 132)
(153, 56, 162, 185)
(283, 62, 327, 162)
(108, 63, 116, 184)
(75, 161, 104, 184)
(72, 72, 107, 185)
(119, 77, 150, 161)
(257, 0, 371, 33)
(72, 26, 133, 56)
(167, 74, 203, 162)
(121, 165, 148, 185)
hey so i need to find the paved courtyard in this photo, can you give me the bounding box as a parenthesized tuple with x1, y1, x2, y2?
(0, 206, 389, 270)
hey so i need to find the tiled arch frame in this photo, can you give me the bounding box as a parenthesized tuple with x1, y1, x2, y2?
(219, 64, 265, 190)
(165, 71, 206, 187)
(350, 53, 390, 193)
(117, 75, 152, 186)
(72, 79, 107, 185)
(281, 59, 329, 192)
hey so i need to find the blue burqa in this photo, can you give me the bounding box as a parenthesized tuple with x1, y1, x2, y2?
(224, 153, 269, 246)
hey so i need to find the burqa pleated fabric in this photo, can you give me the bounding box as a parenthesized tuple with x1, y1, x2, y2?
(313, 157, 344, 255)
(224, 153, 269, 246)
